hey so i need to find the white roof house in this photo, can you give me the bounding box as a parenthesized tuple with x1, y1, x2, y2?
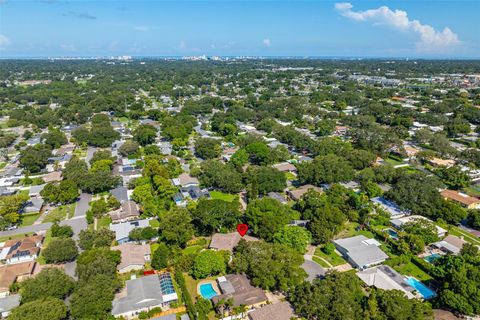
(390, 215, 447, 238)
(109, 219, 150, 244)
(357, 265, 416, 299)
(333, 235, 389, 270)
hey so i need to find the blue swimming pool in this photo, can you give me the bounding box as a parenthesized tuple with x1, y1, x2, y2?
(405, 277, 436, 299)
(199, 283, 218, 300)
(384, 228, 399, 240)
(424, 253, 442, 264)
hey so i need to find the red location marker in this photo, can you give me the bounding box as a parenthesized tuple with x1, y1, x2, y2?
(236, 224, 248, 237)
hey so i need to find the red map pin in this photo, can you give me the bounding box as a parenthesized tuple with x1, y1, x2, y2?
(236, 223, 248, 237)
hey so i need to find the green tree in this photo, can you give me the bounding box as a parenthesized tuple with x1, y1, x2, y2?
(19, 144, 52, 173)
(42, 238, 78, 263)
(151, 243, 170, 270)
(232, 240, 306, 291)
(42, 130, 67, 149)
(9, 297, 68, 320)
(273, 226, 312, 253)
(192, 250, 227, 279)
(159, 208, 194, 247)
(118, 139, 140, 157)
(245, 166, 286, 195)
(246, 198, 300, 241)
(195, 138, 222, 160)
(78, 229, 115, 250)
(20, 268, 75, 303)
(134, 124, 157, 146)
(192, 198, 240, 235)
(128, 226, 158, 241)
(297, 154, 354, 185)
(51, 223, 73, 237)
(436, 166, 471, 190)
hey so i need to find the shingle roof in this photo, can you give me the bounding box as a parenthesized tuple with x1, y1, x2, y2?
(248, 302, 295, 320)
(111, 243, 150, 271)
(0, 261, 36, 292)
(212, 274, 267, 307)
(209, 233, 258, 252)
(109, 219, 150, 241)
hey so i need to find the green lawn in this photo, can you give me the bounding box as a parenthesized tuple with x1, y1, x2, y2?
(312, 256, 331, 268)
(20, 214, 40, 227)
(464, 186, 480, 197)
(210, 191, 237, 202)
(150, 243, 160, 254)
(314, 247, 347, 266)
(384, 156, 405, 166)
(285, 172, 297, 181)
(183, 245, 203, 255)
(0, 233, 34, 243)
(43, 204, 76, 223)
(97, 216, 112, 229)
(337, 222, 375, 239)
(393, 262, 432, 282)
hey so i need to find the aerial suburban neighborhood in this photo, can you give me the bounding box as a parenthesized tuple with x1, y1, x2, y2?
(1, 0, 480, 315)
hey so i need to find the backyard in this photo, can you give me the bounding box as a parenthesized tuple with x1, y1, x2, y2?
(210, 191, 237, 202)
(313, 247, 347, 267)
(393, 261, 432, 282)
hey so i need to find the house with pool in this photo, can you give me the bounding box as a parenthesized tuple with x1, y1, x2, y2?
(357, 265, 436, 300)
(198, 274, 268, 313)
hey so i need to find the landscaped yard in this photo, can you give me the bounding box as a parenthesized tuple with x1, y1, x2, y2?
(37, 229, 53, 265)
(337, 222, 375, 239)
(393, 261, 432, 282)
(43, 203, 76, 223)
(312, 256, 331, 268)
(384, 156, 406, 167)
(285, 172, 297, 181)
(314, 247, 347, 267)
(183, 245, 203, 255)
(210, 191, 237, 202)
(20, 213, 40, 227)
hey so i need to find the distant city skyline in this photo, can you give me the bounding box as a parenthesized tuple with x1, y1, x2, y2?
(1, 0, 479, 58)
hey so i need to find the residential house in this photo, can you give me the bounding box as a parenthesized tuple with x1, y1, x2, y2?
(28, 184, 45, 198)
(111, 273, 178, 319)
(391, 215, 447, 238)
(109, 219, 150, 244)
(287, 184, 322, 201)
(428, 157, 455, 167)
(0, 235, 44, 264)
(371, 197, 409, 219)
(272, 162, 297, 174)
(267, 192, 287, 204)
(433, 235, 466, 255)
(212, 274, 267, 310)
(171, 173, 199, 188)
(440, 189, 480, 209)
(248, 301, 295, 320)
(0, 261, 36, 297)
(42, 171, 62, 183)
(357, 265, 416, 299)
(110, 186, 129, 203)
(111, 244, 151, 273)
(209, 232, 258, 252)
(22, 197, 44, 214)
(110, 201, 140, 224)
(333, 235, 389, 270)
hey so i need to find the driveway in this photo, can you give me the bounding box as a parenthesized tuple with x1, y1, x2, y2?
(302, 256, 326, 282)
(74, 193, 91, 218)
(61, 217, 87, 241)
(85, 147, 96, 168)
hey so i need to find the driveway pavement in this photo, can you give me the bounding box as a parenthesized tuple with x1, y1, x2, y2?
(302, 256, 326, 282)
(74, 193, 91, 218)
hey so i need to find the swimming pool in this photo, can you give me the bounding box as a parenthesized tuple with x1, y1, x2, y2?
(424, 253, 442, 264)
(405, 277, 436, 299)
(384, 228, 399, 240)
(199, 283, 218, 300)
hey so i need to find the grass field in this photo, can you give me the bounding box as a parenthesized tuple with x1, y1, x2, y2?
(43, 203, 76, 223)
(394, 262, 432, 282)
(37, 229, 53, 265)
(20, 214, 40, 227)
(312, 256, 331, 268)
(0, 232, 34, 243)
(337, 222, 375, 239)
(314, 247, 347, 266)
(210, 191, 237, 202)
(384, 156, 405, 166)
(183, 245, 203, 255)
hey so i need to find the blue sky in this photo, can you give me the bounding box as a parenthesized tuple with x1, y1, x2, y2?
(0, 0, 479, 58)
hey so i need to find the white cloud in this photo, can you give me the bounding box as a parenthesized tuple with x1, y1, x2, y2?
(0, 34, 11, 47)
(262, 38, 272, 47)
(134, 26, 149, 32)
(60, 44, 76, 51)
(335, 2, 461, 52)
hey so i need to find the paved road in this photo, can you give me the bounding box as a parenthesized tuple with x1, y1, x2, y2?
(61, 217, 87, 241)
(85, 147, 96, 168)
(302, 256, 326, 282)
(74, 193, 91, 218)
(0, 223, 53, 238)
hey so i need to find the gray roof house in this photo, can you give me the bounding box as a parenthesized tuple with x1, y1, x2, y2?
(23, 197, 44, 214)
(112, 273, 178, 319)
(28, 184, 45, 197)
(333, 235, 388, 270)
(109, 219, 150, 244)
(356, 265, 415, 299)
